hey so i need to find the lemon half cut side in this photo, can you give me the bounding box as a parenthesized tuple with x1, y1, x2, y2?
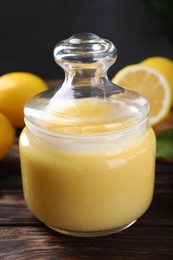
(141, 56, 173, 106)
(112, 64, 172, 126)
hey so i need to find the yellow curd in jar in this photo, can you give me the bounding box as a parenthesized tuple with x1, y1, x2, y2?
(19, 98, 156, 234)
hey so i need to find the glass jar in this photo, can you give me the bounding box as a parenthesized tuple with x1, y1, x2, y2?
(19, 33, 156, 237)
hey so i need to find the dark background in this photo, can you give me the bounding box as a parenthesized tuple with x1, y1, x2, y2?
(0, 0, 172, 79)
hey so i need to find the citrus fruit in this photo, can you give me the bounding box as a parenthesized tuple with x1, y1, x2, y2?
(0, 72, 48, 128)
(112, 64, 172, 126)
(0, 113, 15, 160)
(141, 56, 173, 105)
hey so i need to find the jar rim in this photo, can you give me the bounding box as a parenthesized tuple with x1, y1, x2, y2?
(25, 113, 149, 143)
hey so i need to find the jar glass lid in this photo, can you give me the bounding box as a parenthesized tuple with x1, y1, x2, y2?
(24, 33, 149, 136)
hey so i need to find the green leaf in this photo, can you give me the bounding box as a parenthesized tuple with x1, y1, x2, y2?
(156, 128, 173, 158)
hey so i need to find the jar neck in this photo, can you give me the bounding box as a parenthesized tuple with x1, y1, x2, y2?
(64, 67, 108, 88)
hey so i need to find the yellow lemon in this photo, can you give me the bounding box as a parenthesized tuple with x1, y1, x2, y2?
(112, 64, 172, 126)
(141, 56, 173, 105)
(0, 113, 15, 160)
(0, 72, 48, 128)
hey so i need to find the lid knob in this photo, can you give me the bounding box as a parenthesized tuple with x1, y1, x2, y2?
(54, 32, 117, 68)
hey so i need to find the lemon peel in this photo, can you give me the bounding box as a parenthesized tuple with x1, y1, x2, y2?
(0, 113, 15, 160)
(0, 72, 48, 127)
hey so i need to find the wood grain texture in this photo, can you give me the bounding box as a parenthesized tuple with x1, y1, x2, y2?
(0, 167, 173, 227)
(0, 191, 173, 227)
(0, 226, 173, 260)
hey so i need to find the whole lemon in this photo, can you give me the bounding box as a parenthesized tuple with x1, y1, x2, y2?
(0, 72, 48, 128)
(0, 113, 15, 160)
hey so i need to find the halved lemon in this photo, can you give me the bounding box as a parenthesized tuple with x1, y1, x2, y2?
(141, 56, 173, 106)
(112, 64, 172, 126)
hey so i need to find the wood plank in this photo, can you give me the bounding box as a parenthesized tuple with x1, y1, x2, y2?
(0, 190, 173, 226)
(0, 162, 173, 226)
(1, 167, 173, 195)
(0, 151, 173, 191)
(0, 226, 173, 259)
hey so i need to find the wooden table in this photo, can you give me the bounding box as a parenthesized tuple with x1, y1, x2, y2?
(0, 82, 173, 259)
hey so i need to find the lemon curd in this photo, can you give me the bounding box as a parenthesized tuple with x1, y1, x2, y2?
(20, 97, 156, 236)
(19, 33, 156, 237)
